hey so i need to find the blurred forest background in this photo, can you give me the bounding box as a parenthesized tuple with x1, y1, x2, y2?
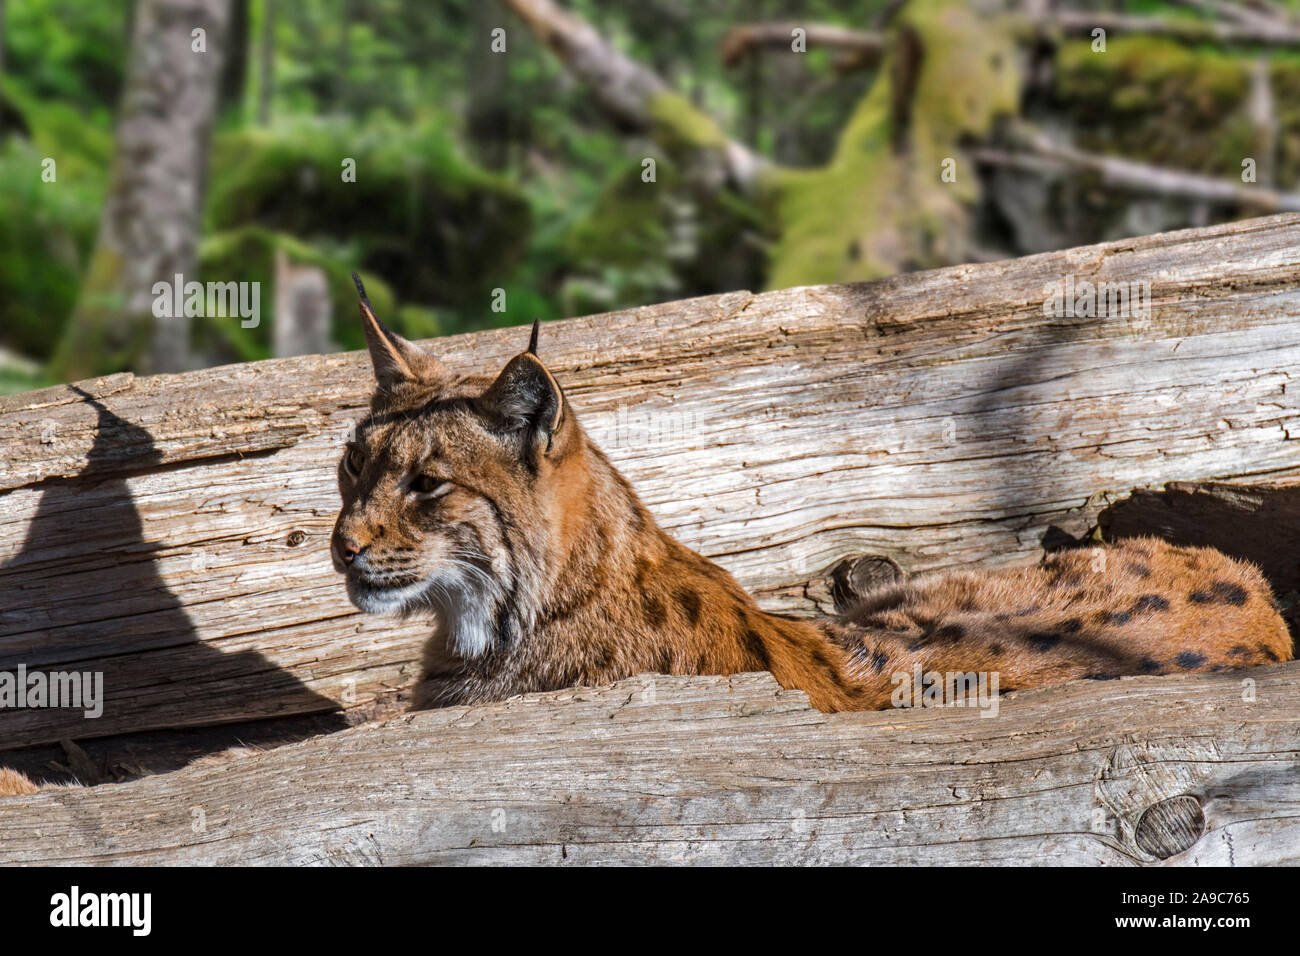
(3, 0, 1300, 393)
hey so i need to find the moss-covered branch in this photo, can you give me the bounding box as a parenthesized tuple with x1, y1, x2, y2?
(503, 0, 767, 190)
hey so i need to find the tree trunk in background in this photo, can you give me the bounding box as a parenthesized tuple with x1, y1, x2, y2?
(467, 0, 509, 170)
(219, 0, 249, 117)
(257, 0, 273, 125)
(51, 0, 231, 380)
(272, 249, 332, 357)
(742, 47, 762, 147)
(1247, 56, 1278, 188)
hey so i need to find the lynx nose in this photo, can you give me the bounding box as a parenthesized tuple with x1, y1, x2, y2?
(333, 532, 366, 566)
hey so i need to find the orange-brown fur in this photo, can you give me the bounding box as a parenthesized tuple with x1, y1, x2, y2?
(0, 767, 39, 797)
(332, 280, 1293, 715)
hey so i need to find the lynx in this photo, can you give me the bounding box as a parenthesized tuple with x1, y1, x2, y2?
(329, 277, 1292, 713)
(3, 280, 1290, 798)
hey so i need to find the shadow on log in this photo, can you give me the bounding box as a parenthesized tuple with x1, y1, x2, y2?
(0, 389, 346, 780)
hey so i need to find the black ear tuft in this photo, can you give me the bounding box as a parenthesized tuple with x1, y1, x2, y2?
(479, 352, 564, 455)
(527, 318, 540, 356)
(352, 272, 373, 311)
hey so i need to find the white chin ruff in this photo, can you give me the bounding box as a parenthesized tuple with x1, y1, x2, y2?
(346, 569, 495, 660)
(346, 576, 430, 615)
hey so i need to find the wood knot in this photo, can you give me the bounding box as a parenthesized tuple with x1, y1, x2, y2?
(286, 530, 308, 547)
(1134, 794, 1205, 859)
(831, 554, 905, 612)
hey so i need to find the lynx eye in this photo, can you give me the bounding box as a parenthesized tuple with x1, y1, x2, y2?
(411, 474, 452, 499)
(343, 446, 365, 478)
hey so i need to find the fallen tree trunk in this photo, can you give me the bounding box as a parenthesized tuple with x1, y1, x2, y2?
(723, 11, 1300, 63)
(2, 668, 1297, 865)
(503, 0, 766, 189)
(4, 213, 1300, 752)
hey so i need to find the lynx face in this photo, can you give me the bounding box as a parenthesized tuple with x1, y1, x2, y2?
(332, 277, 573, 657)
(334, 395, 513, 616)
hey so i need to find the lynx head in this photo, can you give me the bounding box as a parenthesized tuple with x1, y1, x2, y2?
(331, 275, 585, 656)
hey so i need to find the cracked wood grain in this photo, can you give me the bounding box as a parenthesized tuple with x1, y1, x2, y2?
(4, 214, 1300, 749)
(1, 667, 1296, 865)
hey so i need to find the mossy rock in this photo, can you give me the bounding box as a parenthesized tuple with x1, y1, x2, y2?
(207, 117, 531, 308)
(1055, 36, 1253, 176)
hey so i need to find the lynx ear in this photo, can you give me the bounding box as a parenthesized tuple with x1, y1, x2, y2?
(352, 273, 442, 388)
(479, 351, 565, 455)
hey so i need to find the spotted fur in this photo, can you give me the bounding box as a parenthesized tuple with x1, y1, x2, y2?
(331, 278, 1294, 714)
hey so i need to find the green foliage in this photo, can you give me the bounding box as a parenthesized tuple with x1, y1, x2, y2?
(559, 156, 767, 315)
(207, 115, 531, 309)
(4, 0, 126, 113)
(7, 0, 1299, 382)
(0, 118, 103, 361)
(1, 76, 114, 177)
(197, 226, 402, 363)
(0, 0, 893, 377)
(0, 366, 52, 396)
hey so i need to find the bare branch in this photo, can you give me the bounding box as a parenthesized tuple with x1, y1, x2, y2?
(1169, 0, 1296, 33)
(1035, 9, 1300, 47)
(731, 8, 1300, 70)
(971, 124, 1300, 212)
(720, 22, 887, 69)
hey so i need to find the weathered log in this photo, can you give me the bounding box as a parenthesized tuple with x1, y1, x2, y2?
(5, 214, 1300, 752)
(2, 668, 1297, 865)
